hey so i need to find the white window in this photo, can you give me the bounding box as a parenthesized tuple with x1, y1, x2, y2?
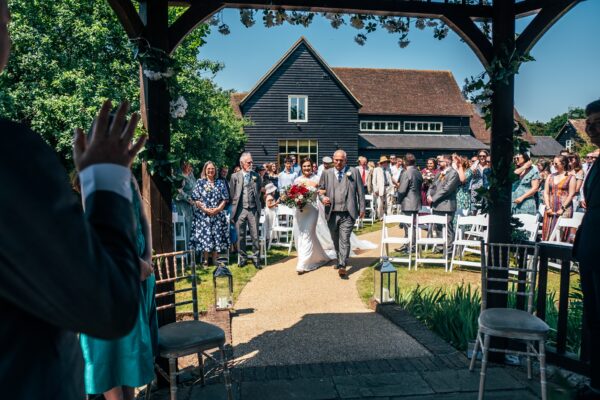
(278, 139, 318, 167)
(565, 139, 573, 151)
(360, 120, 401, 132)
(288, 95, 308, 122)
(403, 121, 443, 133)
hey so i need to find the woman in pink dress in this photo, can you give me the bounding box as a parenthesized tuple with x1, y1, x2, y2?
(541, 155, 577, 242)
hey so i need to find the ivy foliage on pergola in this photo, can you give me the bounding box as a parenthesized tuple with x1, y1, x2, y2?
(107, 0, 581, 319)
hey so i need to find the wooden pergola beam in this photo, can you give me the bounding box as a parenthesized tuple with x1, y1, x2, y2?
(106, 0, 145, 38)
(168, 1, 225, 54)
(443, 12, 493, 68)
(516, 0, 581, 56)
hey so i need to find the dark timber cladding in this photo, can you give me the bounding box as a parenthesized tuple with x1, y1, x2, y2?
(240, 41, 360, 165)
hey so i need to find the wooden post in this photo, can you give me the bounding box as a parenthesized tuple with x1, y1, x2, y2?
(487, 0, 516, 362)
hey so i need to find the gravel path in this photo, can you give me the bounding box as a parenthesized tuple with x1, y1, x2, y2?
(232, 227, 430, 367)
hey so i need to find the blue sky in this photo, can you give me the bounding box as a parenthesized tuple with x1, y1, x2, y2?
(198, 2, 599, 123)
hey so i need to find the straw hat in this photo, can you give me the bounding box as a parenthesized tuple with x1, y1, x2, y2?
(379, 155, 390, 164)
(265, 183, 277, 194)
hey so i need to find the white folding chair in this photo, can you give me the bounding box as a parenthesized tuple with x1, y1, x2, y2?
(514, 214, 539, 242)
(415, 214, 449, 271)
(380, 214, 414, 270)
(172, 210, 188, 252)
(269, 205, 295, 255)
(259, 213, 268, 266)
(450, 214, 488, 271)
(363, 194, 376, 225)
(547, 216, 582, 243)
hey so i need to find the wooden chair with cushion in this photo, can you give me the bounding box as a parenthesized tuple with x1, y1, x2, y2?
(469, 242, 548, 400)
(151, 250, 233, 400)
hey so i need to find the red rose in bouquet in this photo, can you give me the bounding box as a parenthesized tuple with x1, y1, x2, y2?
(280, 183, 317, 211)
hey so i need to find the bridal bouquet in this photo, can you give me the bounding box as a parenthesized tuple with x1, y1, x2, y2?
(279, 183, 317, 210)
(422, 170, 436, 185)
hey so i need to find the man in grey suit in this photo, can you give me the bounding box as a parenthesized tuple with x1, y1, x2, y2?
(427, 154, 460, 253)
(395, 153, 423, 249)
(319, 150, 365, 278)
(230, 152, 263, 269)
(573, 99, 600, 399)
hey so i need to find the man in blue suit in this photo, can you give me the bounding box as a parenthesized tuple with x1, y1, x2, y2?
(574, 99, 600, 400)
(0, 1, 146, 397)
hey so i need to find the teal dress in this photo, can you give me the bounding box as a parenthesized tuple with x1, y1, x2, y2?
(512, 167, 540, 215)
(80, 181, 158, 394)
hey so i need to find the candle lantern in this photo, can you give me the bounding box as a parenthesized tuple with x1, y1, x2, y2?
(213, 259, 233, 310)
(374, 256, 397, 304)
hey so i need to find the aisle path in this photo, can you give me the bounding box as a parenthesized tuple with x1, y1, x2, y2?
(232, 227, 430, 367)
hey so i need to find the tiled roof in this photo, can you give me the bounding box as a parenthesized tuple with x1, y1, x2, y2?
(569, 119, 587, 136)
(469, 105, 536, 145)
(230, 92, 246, 118)
(359, 134, 487, 151)
(529, 136, 564, 157)
(332, 67, 472, 117)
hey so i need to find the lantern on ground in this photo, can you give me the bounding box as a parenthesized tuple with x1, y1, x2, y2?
(374, 257, 397, 304)
(213, 260, 233, 310)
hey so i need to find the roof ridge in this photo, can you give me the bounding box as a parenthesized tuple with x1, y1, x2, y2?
(332, 67, 453, 74)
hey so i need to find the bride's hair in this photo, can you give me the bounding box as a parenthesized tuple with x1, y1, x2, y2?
(300, 157, 313, 169)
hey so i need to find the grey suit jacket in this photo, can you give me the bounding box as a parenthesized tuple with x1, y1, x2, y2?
(0, 118, 140, 400)
(396, 166, 423, 213)
(319, 166, 366, 221)
(229, 170, 262, 222)
(574, 161, 600, 262)
(428, 167, 460, 212)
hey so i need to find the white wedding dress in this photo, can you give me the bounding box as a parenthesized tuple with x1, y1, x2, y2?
(293, 175, 376, 272)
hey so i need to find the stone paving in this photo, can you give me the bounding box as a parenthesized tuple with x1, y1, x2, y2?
(144, 228, 551, 400)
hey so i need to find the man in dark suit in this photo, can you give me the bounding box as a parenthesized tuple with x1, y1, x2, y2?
(396, 153, 423, 249)
(0, 2, 146, 397)
(427, 154, 460, 253)
(230, 152, 263, 269)
(574, 99, 600, 400)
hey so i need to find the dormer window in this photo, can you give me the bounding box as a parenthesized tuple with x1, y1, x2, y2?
(289, 95, 308, 122)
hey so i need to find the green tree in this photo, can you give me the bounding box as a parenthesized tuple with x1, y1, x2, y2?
(0, 0, 245, 172)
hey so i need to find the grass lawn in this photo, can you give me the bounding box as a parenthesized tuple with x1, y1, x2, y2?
(356, 252, 581, 307)
(175, 248, 293, 313)
(354, 220, 383, 236)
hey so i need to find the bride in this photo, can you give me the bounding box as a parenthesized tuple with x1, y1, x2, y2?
(292, 158, 376, 274)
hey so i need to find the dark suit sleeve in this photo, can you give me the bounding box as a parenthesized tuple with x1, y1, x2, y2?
(0, 121, 139, 339)
(319, 171, 327, 191)
(355, 168, 366, 214)
(397, 171, 410, 203)
(431, 170, 460, 203)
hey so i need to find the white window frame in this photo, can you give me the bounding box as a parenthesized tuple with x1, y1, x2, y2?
(288, 95, 308, 123)
(403, 121, 443, 133)
(360, 120, 401, 132)
(278, 139, 318, 167)
(565, 139, 573, 151)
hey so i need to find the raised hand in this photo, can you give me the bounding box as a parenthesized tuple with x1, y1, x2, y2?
(73, 100, 146, 171)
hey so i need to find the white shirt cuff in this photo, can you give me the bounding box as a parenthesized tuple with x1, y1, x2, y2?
(79, 164, 132, 202)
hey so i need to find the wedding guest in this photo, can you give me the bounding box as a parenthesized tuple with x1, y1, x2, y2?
(421, 158, 439, 206)
(174, 161, 196, 246)
(278, 156, 298, 191)
(230, 152, 262, 269)
(263, 183, 279, 247)
(427, 154, 460, 252)
(190, 161, 230, 266)
(573, 100, 600, 399)
(536, 159, 551, 206)
(583, 151, 598, 173)
(264, 162, 280, 199)
(568, 153, 585, 209)
(541, 155, 576, 241)
(257, 164, 268, 209)
(218, 165, 230, 198)
(0, 13, 145, 390)
(80, 176, 157, 400)
(469, 149, 491, 212)
(454, 154, 473, 219)
(318, 156, 333, 179)
(390, 154, 399, 178)
(366, 161, 376, 194)
(290, 154, 301, 175)
(372, 155, 394, 219)
(233, 166, 241, 173)
(357, 156, 369, 191)
(395, 153, 422, 246)
(512, 152, 541, 216)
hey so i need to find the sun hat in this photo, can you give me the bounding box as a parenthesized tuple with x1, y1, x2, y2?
(379, 155, 390, 164)
(265, 183, 277, 194)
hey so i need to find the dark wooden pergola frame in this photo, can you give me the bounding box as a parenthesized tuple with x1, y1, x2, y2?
(107, 0, 581, 327)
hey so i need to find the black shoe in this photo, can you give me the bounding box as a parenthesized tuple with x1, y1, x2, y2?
(333, 264, 340, 270)
(255, 264, 263, 270)
(394, 246, 408, 253)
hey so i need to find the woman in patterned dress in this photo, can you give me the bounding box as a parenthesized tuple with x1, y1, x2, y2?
(541, 155, 577, 241)
(512, 152, 541, 215)
(189, 161, 230, 266)
(453, 155, 473, 227)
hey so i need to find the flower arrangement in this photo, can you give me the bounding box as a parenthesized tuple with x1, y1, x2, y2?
(279, 183, 317, 211)
(422, 170, 436, 186)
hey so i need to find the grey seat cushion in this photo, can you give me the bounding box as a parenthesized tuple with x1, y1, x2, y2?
(479, 308, 549, 334)
(159, 320, 225, 356)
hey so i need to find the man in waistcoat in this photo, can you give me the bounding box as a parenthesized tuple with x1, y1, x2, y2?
(230, 152, 263, 269)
